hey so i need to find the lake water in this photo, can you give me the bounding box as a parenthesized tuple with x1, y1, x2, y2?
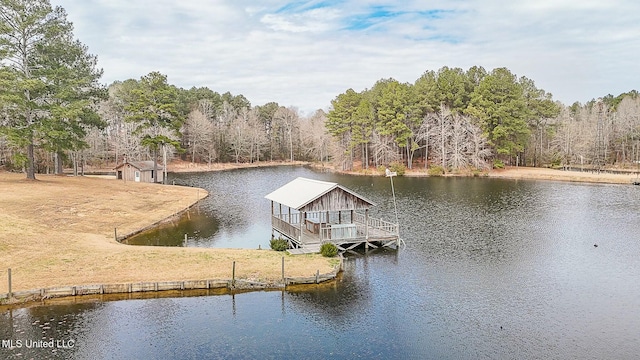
(2, 166, 640, 359)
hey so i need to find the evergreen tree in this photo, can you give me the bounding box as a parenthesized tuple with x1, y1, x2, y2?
(125, 71, 183, 183)
(467, 67, 529, 159)
(0, 0, 104, 179)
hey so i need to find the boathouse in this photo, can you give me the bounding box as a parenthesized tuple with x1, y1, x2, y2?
(114, 159, 164, 183)
(265, 177, 399, 254)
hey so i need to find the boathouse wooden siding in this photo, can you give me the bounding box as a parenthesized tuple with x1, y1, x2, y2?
(298, 187, 372, 212)
(265, 177, 399, 254)
(114, 160, 164, 183)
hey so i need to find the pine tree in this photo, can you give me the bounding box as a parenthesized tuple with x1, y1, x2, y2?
(0, 0, 104, 179)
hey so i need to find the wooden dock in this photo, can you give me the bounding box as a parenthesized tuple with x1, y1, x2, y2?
(265, 177, 400, 255)
(271, 210, 399, 254)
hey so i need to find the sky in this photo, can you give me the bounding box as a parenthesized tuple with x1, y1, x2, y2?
(52, 0, 640, 115)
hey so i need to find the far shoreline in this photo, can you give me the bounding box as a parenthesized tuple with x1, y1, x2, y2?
(305, 162, 639, 186)
(76, 159, 639, 186)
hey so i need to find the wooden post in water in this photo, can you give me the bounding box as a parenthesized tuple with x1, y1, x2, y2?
(281, 257, 285, 283)
(7, 268, 12, 299)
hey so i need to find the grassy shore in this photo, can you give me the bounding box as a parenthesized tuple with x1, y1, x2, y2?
(310, 162, 639, 185)
(486, 166, 639, 184)
(0, 173, 334, 295)
(168, 159, 311, 173)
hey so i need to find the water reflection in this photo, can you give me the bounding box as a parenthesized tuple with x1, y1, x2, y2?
(124, 211, 219, 246)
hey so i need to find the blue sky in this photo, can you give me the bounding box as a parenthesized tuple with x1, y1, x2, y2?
(53, 0, 640, 114)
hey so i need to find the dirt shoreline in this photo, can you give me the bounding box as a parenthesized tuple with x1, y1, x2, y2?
(306, 163, 639, 185)
(0, 172, 336, 305)
(88, 159, 639, 185)
(486, 166, 639, 184)
(168, 160, 311, 173)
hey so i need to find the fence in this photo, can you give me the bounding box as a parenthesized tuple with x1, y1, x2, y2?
(1, 258, 343, 306)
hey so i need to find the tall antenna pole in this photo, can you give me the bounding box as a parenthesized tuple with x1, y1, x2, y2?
(593, 99, 605, 172)
(386, 167, 400, 245)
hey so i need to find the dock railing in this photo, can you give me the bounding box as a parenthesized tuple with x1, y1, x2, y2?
(272, 213, 301, 240)
(319, 223, 357, 241)
(273, 211, 398, 243)
(353, 212, 398, 236)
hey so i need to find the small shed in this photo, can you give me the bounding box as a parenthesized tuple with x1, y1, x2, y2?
(114, 160, 164, 183)
(265, 177, 399, 254)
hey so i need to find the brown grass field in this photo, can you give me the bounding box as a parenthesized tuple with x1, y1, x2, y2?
(307, 160, 639, 185)
(486, 166, 639, 184)
(0, 172, 334, 294)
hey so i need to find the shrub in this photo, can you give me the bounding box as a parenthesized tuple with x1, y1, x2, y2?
(550, 155, 563, 168)
(320, 242, 338, 257)
(493, 159, 505, 169)
(269, 238, 289, 251)
(428, 165, 445, 176)
(389, 162, 406, 176)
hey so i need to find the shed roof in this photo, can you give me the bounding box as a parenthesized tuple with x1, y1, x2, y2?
(264, 177, 375, 210)
(115, 161, 163, 171)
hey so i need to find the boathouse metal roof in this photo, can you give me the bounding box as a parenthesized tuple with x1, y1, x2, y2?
(265, 177, 375, 211)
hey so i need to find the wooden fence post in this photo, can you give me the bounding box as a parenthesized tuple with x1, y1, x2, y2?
(315, 269, 319, 284)
(7, 268, 12, 299)
(281, 256, 285, 282)
(114, 227, 118, 242)
(232, 261, 236, 287)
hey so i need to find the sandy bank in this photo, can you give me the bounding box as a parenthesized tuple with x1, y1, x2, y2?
(312, 162, 639, 185)
(486, 166, 638, 184)
(168, 160, 310, 173)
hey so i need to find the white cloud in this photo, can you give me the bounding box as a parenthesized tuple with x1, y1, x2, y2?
(261, 7, 341, 33)
(52, 0, 640, 114)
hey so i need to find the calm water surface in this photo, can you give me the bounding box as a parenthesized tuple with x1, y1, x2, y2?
(2, 166, 640, 359)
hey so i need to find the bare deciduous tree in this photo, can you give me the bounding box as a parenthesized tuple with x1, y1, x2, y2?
(184, 109, 216, 164)
(274, 107, 299, 162)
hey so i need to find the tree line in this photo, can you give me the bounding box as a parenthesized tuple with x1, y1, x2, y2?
(327, 67, 640, 172)
(2, 1, 639, 180)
